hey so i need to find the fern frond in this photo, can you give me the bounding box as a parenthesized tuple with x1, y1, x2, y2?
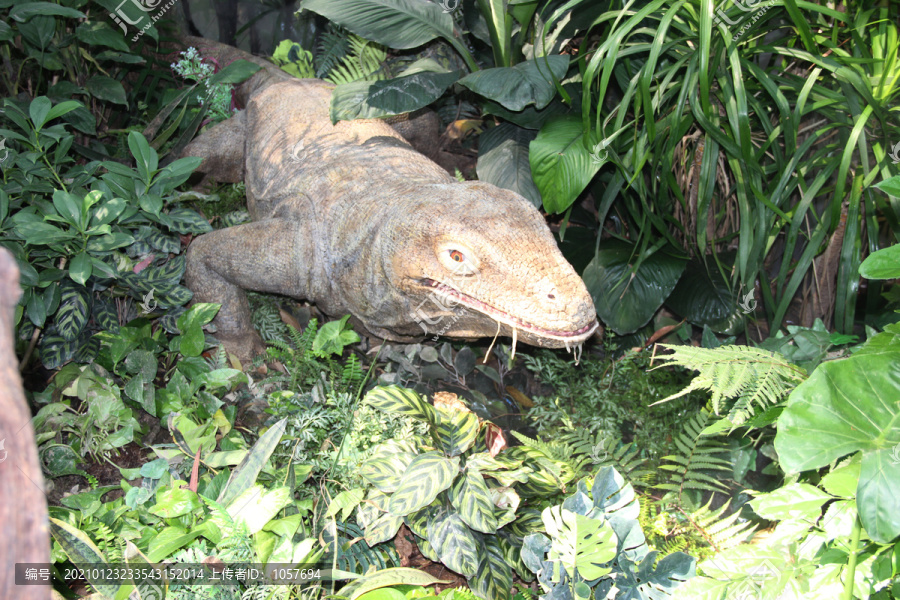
(560, 429, 652, 485)
(654, 344, 806, 426)
(325, 35, 388, 85)
(679, 498, 756, 553)
(316, 25, 351, 78)
(656, 407, 732, 497)
(511, 430, 572, 463)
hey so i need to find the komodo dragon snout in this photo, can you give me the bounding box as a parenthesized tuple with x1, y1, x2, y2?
(179, 40, 598, 364)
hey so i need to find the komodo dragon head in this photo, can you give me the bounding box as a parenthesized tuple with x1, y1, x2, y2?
(384, 182, 599, 357)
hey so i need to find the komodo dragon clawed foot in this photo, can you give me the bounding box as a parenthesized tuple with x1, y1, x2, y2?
(181, 37, 599, 367)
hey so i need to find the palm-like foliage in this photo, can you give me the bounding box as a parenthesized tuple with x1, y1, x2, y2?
(542, 0, 900, 333)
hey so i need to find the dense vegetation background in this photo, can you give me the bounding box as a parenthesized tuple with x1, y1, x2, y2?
(1, 0, 899, 599)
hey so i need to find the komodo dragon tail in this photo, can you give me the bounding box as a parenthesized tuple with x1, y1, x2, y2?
(175, 35, 462, 174)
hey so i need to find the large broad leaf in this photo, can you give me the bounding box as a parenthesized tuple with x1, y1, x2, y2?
(469, 535, 513, 600)
(530, 116, 600, 214)
(217, 418, 287, 508)
(303, 0, 456, 50)
(434, 404, 480, 457)
(427, 507, 480, 577)
(86, 75, 128, 106)
(331, 60, 460, 123)
(458, 56, 569, 111)
(859, 243, 900, 280)
(450, 468, 498, 533)
(614, 550, 696, 598)
(338, 568, 449, 600)
(665, 257, 744, 334)
(365, 385, 436, 425)
(775, 352, 900, 543)
(360, 440, 419, 493)
(581, 240, 686, 335)
(476, 122, 540, 207)
(541, 505, 617, 581)
(50, 518, 118, 597)
(388, 452, 459, 516)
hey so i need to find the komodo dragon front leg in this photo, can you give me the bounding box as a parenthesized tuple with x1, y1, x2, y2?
(185, 215, 317, 364)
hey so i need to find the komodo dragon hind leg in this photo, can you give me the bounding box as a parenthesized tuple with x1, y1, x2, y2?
(185, 217, 313, 366)
(181, 110, 246, 184)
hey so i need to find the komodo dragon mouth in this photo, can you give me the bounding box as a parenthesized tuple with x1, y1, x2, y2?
(423, 278, 599, 344)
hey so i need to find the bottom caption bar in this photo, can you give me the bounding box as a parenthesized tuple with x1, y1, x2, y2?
(17, 563, 330, 586)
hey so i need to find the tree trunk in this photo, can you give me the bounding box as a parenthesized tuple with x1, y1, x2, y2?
(0, 248, 50, 599)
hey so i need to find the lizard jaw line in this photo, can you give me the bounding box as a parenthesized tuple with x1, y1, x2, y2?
(424, 279, 599, 342)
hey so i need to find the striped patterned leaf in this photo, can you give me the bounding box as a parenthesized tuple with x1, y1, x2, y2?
(450, 469, 498, 533)
(388, 452, 458, 516)
(360, 440, 418, 493)
(365, 385, 436, 424)
(469, 535, 512, 600)
(357, 490, 390, 531)
(338, 568, 450, 600)
(56, 281, 90, 341)
(365, 513, 403, 545)
(434, 405, 480, 457)
(427, 507, 479, 577)
(507, 508, 544, 538)
(417, 535, 440, 562)
(497, 531, 532, 582)
(404, 501, 440, 538)
(50, 517, 119, 597)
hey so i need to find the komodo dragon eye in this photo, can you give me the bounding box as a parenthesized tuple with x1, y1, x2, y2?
(437, 242, 479, 276)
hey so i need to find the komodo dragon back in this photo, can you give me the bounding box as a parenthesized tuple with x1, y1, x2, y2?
(180, 37, 599, 365)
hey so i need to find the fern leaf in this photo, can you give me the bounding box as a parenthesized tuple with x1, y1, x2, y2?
(658, 407, 731, 498)
(325, 34, 388, 85)
(682, 498, 756, 552)
(654, 344, 806, 426)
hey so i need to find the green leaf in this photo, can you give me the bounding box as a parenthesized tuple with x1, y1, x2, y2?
(476, 122, 540, 207)
(874, 175, 900, 198)
(434, 405, 480, 457)
(361, 440, 418, 494)
(338, 568, 449, 600)
(775, 352, 900, 542)
(149, 487, 203, 519)
(46, 100, 83, 126)
(176, 302, 220, 357)
(331, 68, 460, 123)
(450, 469, 498, 534)
(75, 21, 130, 52)
(226, 485, 293, 534)
(13, 219, 75, 245)
(127, 131, 157, 182)
(388, 452, 459, 516)
(86, 75, 128, 106)
(530, 116, 600, 214)
(582, 240, 686, 335)
(364, 513, 404, 545)
(469, 535, 513, 600)
(56, 282, 90, 341)
(159, 208, 212, 234)
(859, 243, 900, 280)
(666, 257, 744, 335)
(206, 59, 262, 85)
(303, 0, 456, 51)
(541, 505, 616, 581)
(218, 418, 287, 508)
(748, 483, 832, 522)
(49, 517, 118, 597)
(427, 507, 480, 577)
(365, 385, 436, 425)
(312, 314, 360, 357)
(459, 56, 569, 111)
(10, 2, 85, 21)
(69, 251, 92, 285)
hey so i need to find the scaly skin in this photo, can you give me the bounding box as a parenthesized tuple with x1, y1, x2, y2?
(181, 39, 599, 364)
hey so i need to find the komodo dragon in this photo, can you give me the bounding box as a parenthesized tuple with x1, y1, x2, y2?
(180, 37, 599, 364)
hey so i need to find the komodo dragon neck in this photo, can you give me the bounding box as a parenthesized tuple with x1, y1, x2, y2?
(180, 37, 599, 364)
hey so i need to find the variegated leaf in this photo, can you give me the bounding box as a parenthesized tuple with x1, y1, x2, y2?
(450, 469, 498, 533)
(417, 535, 440, 562)
(404, 501, 440, 538)
(434, 404, 480, 456)
(365, 513, 403, 545)
(427, 507, 479, 577)
(389, 452, 459, 516)
(365, 385, 436, 425)
(360, 440, 418, 493)
(469, 535, 512, 600)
